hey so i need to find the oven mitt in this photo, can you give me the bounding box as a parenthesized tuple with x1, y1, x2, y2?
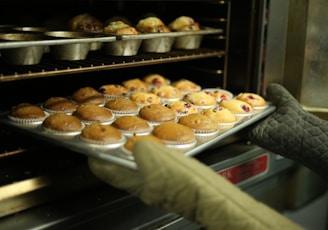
(88, 140, 302, 230)
(248, 83, 328, 180)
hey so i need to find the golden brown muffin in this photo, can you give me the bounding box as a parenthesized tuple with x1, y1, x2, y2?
(73, 103, 114, 124)
(169, 16, 200, 31)
(43, 97, 77, 114)
(142, 73, 170, 87)
(136, 17, 171, 33)
(219, 99, 253, 114)
(42, 113, 83, 133)
(68, 13, 103, 31)
(235, 92, 266, 107)
(104, 97, 139, 115)
(152, 122, 196, 145)
(123, 135, 165, 153)
(129, 91, 161, 106)
(202, 107, 236, 123)
(71, 86, 105, 105)
(103, 21, 139, 35)
(98, 84, 129, 98)
(171, 79, 201, 93)
(80, 123, 124, 145)
(183, 91, 217, 107)
(139, 104, 176, 124)
(151, 85, 182, 101)
(112, 115, 152, 135)
(164, 101, 198, 116)
(9, 103, 46, 120)
(122, 78, 149, 92)
(178, 113, 218, 135)
(202, 88, 233, 102)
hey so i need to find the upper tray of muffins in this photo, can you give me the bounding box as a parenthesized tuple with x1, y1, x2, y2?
(0, 73, 275, 169)
(0, 14, 223, 65)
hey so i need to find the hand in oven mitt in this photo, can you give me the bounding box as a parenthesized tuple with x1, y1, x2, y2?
(248, 83, 328, 180)
(88, 140, 302, 230)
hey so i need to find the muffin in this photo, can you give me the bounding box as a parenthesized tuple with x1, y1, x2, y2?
(71, 86, 105, 105)
(164, 101, 198, 117)
(182, 91, 217, 109)
(202, 107, 237, 130)
(112, 115, 152, 136)
(123, 135, 165, 155)
(103, 20, 139, 35)
(152, 122, 196, 149)
(42, 96, 77, 114)
(169, 16, 200, 31)
(178, 113, 218, 136)
(202, 88, 233, 102)
(136, 17, 170, 33)
(142, 73, 170, 87)
(68, 13, 103, 32)
(104, 97, 139, 116)
(129, 91, 162, 107)
(80, 123, 125, 147)
(9, 103, 47, 125)
(219, 99, 253, 121)
(139, 104, 176, 125)
(122, 78, 149, 92)
(235, 92, 267, 113)
(151, 85, 182, 102)
(98, 84, 129, 99)
(73, 103, 115, 124)
(42, 113, 84, 135)
(171, 79, 201, 93)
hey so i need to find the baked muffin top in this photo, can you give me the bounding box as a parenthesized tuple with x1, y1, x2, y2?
(105, 97, 139, 115)
(164, 101, 198, 116)
(183, 91, 217, 107)
(235, 92, 266, 107)
(139, 104, 176, 123)
(152, 121, 195, 143)
(98, 84, 129, 98)
(202, 107, 236, 123)
(143, 73, 170, 87)
(42, 113, 83, 133)
(171, 79, 201, 93)
(71, 86, 105, 105)
(151, 85, 182, 100)
(9, 103, 46, 120)
(136, 17, 170, 33)
(43, 96, 77, 113)
(169, 16, 200, 31)
(219, 99, 253, 114)
(73, 103, 114, 123)
(103, 21, 139, 35)
(178, 113, 218, 133)
(122, 78, 149, 92)
(112, 115, 152, 134)
(80, 123, 124, 144)
(129, 91, 161, 106)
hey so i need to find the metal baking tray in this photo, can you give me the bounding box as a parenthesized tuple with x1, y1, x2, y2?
(115, 28, 223, 40)
(0, 104, 275, 170)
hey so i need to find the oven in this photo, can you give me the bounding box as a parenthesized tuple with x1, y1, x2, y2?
(0, 0, 326, 229)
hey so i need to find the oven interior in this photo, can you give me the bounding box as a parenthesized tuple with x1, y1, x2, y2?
(1, 1, 325, 229)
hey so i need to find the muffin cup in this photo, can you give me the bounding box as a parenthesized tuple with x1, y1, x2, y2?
(79, 135, 126, 149)
(233, 112, 253, 121)
(140, 36, 175, 53)
(252, 104, 268, 114)
(8, 113, 48, 127)
(80, 116, 116, 126)
(41, 123, 85, 137)
(162, 139, 197, 150)
(217, 120, 238, 131)
(103, 39, 142, 56)
(107, 109, 139, 117)
(173, 34, 203, 50)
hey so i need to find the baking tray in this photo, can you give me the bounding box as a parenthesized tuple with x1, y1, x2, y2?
(0, 104, 275, 170)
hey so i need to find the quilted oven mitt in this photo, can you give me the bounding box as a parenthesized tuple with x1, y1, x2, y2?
(248, 83, 328, 180)
(88, 140, 302, 230)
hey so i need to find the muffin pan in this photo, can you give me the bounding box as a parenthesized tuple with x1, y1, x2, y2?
(0, 103, 275, 170)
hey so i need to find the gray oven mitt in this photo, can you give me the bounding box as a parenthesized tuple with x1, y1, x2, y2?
(248, 83, 328, 180)
(88, 140, 302, 230)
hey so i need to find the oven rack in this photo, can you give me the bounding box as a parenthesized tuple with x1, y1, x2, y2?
(0, 48, 225, 82)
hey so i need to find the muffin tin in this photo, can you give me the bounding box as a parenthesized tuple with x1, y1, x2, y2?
(0, 27, 223, 63)
(0, 102, 275, 170)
